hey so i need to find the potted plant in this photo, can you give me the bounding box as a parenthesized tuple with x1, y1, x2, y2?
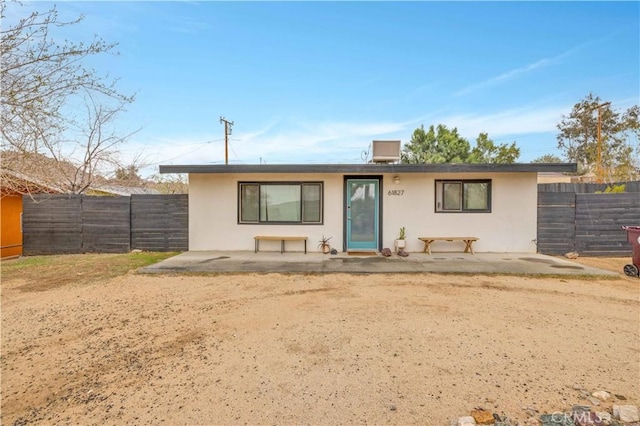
(318, 235, 332, 254)
(395, 227, 406, 252)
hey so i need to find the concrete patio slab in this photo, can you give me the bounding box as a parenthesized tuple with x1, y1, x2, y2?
(139, 251, 619, 276)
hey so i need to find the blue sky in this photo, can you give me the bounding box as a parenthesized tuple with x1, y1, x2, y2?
(7, 1, 640, 176)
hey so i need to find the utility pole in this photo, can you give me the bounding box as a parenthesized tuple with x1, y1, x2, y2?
(594, 102, 611, 184)
(220, 116, 234, 165)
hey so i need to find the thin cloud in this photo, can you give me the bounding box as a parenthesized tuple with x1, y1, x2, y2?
(235, 119, 417, 163)
(443, 93, 637, 139)
(453, 49, 574, 98)
(236, 119, 281, 141)
(167, 16, 211, 34)
(135, 118, 416, 169)
(128, 103, 578, 174)
(436, 105, 568, 139)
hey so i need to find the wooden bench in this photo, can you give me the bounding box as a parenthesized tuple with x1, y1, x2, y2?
(418, 237, 479, 255)
(254, 236, 308, 254)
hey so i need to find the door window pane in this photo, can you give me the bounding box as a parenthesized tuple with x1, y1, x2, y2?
(350, 182, 376, 242)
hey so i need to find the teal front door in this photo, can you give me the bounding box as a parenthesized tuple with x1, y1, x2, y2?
(345, 178, 380, 251)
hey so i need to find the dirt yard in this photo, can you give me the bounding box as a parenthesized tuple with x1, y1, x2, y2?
(1, 255, 638, 425)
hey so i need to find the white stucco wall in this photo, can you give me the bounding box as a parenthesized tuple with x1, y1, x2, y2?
(189, 173, 345, 252)
(382, 172, 538, 253)
(188, 171, 539, 253)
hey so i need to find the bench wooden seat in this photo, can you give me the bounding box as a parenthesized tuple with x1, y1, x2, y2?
(254, 236, 308, 254)
(418, 237, 479, 255)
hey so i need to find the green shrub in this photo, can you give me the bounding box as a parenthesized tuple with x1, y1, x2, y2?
(595, 184, 625, 194)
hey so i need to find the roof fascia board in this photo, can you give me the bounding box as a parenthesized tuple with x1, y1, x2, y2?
(159, 163, 578, 174)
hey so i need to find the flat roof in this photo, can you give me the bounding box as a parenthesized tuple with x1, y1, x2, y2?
(160, 163, 577, 174)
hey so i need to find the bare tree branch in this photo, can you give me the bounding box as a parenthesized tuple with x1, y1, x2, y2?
(1, 1, 139, 194)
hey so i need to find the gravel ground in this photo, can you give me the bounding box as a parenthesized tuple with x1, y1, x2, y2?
(1, 256, 638, 425)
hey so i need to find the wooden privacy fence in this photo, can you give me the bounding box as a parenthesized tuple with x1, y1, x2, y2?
(20, 184, 640, 257)
(538, 180, 640, 193)
(23, 194, 188, 255)
(537, 192, 640, 256)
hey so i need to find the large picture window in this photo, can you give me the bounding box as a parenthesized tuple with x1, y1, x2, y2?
(239, 182, 323, 224)
(435, 180, 491, 213)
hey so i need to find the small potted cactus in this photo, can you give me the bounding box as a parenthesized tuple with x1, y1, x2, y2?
(318, 235, 332, 254)
(395, 227, 406, 252)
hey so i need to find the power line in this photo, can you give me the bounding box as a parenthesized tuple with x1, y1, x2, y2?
(227, 138, 244, 163)
(142, 139, 225, 167)
(147, 144, 210, 166)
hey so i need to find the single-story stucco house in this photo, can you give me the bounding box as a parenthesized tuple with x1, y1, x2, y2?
(160, 146, 576, 254)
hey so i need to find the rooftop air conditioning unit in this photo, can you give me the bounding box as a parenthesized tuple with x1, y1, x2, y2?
(371, 140, 401, 163)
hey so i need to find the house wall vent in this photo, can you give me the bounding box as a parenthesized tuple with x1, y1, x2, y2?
(371, 140, 401, 163)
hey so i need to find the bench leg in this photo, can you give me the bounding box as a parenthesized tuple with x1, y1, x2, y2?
(422, 240, 433, 255)
(304, 240, 307, 254)
(255, 239, 258, 253)
(464, 240, 474, 255)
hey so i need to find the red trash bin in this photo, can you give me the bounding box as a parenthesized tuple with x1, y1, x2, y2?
(622, 226, 640, 277)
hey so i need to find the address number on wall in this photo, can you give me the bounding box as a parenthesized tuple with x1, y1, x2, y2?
(388, 190, 404, 196)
